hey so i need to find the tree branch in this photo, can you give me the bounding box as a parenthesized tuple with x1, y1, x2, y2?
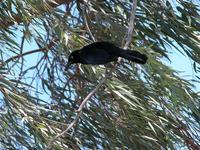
(123, 0, 137, 49)
(83, 2, 96, 42)
(4, 39, 57, 64)
(45, 0, 138, 149)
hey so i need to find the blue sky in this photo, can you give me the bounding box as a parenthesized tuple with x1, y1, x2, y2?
(166, 48, 200, 91)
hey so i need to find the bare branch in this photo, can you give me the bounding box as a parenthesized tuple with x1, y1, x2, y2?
(45, 111, 82, 150)
(83, 2, 96, 42)
(123, 0, 137, 49)
(4, 39, 57, 64)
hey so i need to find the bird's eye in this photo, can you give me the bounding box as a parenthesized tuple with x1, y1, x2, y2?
(70, 55, 74, 59)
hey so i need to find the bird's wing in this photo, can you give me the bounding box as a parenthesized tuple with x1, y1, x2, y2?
(81, 48, 114, 64)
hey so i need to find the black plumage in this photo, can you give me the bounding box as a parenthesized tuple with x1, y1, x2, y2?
(66, 42, 147, 69)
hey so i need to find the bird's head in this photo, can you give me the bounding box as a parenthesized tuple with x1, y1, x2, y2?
(65, 50, 80, 70)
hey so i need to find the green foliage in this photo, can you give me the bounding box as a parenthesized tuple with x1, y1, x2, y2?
(0, 0, 199, 149)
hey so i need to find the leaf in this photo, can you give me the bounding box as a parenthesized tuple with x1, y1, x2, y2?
(113, 90, 137, 108)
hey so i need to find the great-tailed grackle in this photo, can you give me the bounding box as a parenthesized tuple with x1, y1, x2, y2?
(66, 42, 147, 69)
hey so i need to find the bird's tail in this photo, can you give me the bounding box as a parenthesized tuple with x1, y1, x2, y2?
(119, 50, 148, 64)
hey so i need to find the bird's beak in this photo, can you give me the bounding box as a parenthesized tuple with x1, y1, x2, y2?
(65, 61, 72, 71)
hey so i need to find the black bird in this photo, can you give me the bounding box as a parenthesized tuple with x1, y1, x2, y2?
(66, 42, 147, 69)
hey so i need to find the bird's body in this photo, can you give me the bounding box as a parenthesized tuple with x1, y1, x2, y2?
(66, 42, 147, 68)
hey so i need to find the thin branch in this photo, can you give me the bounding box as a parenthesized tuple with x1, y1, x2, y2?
(83, 2, 96, 42)
(4, 39, 56, 64)
(77, 74, 110, 112)
(15, 34, 26, 87)
(45, 0, 138, 149)
(45, 111, 82, 150)
(5, 49, 46, 64)
(123, 0, 137, 50)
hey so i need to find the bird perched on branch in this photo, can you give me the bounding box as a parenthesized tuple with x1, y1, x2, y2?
(66, 41, 147, 69)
